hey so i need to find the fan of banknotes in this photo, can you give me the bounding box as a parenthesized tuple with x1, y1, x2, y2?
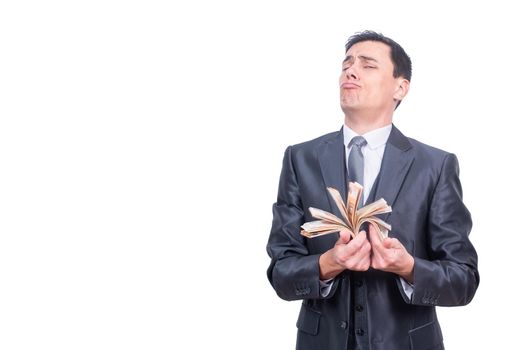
(300, 182, 392, 239)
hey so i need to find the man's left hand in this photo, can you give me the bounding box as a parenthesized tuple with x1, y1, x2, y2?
(369, 224, 415, 283)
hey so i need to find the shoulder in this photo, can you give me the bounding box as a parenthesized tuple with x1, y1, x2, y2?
(390, 125, 460, 174)
(388, 125, 457, 165)
(404, 135, 460, 172)
(286, 130, 340, 154)
(291, 130, 339, 148)
(277, 130, 341, 179)
(280, 131, 341, 166)
(408, 137, 451, 158)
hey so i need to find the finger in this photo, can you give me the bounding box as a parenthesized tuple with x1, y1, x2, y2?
(371, 256, 384, 270)
(342, 232, 369, 259)
(370, 243, 384, 265)
(354, 236, 371, 259)
(352, 231, 369, 248)
(383, 237, 401, 249)
(369, 231, 386, 261)
(368, 224, 383, 247)
(341, 232, 364, 256)
(347, 239, 371, 268)
(337, 230, 351, 245)
(358, 256, 370, 271)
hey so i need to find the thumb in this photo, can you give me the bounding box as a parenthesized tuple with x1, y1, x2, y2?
(368, 224, 382, 245)
(337, 229, 352, 244)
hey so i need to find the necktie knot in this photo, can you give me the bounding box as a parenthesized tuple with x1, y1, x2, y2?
(350, 136, 367, 149)
(349, 136, 367, 156)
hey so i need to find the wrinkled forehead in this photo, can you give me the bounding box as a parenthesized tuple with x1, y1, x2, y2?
(344, 41, 392, 61)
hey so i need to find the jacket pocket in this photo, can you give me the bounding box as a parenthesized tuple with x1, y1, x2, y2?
(296, 304, 321, 336)
(409, 321, 444, 350)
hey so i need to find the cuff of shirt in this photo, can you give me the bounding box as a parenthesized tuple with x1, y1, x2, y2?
(319, 278, 334, 297)
(399, 277, 414, 300)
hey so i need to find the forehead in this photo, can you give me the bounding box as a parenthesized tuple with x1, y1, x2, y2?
(345, 41, 392, 62)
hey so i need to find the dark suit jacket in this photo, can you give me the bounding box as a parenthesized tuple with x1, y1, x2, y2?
(267, 125, 479, 350)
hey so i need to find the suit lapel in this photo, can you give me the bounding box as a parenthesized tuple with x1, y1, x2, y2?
(315, 129, 346, 248)
(317, 128, 347, 212)
(374, 125, 414, 220)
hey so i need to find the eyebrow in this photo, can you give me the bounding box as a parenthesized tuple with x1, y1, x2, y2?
(342, 55, 379, 64)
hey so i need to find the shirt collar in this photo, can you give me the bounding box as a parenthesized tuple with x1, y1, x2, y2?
(343, 123, 392, 150)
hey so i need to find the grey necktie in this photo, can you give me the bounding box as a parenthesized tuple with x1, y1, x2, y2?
(347, 136, 367, 204)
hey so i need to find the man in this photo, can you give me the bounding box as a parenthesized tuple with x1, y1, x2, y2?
(266, 31, 479, 350)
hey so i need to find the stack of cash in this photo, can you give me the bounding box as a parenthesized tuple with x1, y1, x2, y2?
(300, 182, 391, 239)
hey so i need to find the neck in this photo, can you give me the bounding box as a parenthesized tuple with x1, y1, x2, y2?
(344, 112, 393, 135)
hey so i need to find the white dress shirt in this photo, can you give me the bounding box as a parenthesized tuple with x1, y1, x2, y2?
(320, 123, 413, 299)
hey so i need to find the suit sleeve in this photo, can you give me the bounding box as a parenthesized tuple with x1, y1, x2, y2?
(266, 146, 339, 301)
(409, 153, 479, 306)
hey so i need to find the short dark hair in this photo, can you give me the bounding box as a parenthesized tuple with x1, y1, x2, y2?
(345, 30, 412, 82)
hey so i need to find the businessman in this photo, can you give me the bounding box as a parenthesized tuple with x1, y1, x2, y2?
(266, 31, 479, 350)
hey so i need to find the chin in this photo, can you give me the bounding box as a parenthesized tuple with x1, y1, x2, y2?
(340, 101, 359, 112)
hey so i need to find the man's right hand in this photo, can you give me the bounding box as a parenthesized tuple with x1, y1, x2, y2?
(319, 229, 371, 280)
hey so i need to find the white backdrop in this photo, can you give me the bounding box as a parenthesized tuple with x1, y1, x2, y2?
(1, 1, 522, 349)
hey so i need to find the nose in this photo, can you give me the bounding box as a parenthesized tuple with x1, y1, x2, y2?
(345, 66, 358, 80)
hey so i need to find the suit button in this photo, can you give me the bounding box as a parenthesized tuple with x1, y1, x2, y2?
(355, 280, 363, 287)
(339, 321, 347, 329)
(355, 305, 364, 312)
(356, 328, 365, 336)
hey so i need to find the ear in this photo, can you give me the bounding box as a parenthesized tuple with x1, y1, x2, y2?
(393, 78, 410, 102)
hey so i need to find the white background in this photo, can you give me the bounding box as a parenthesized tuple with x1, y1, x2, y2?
(0, 1, 522, 349)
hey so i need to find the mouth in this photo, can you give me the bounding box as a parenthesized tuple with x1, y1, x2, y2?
(340, 82, 360, 89)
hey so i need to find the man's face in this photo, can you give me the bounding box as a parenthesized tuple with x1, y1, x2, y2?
(339, 40, 404, 115)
